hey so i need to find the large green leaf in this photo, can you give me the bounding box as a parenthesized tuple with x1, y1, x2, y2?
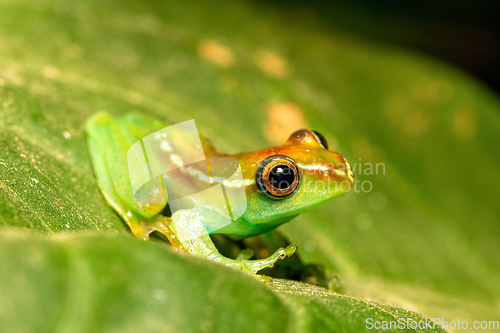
(0, 231, 444, 333)
(0, 0, 498, 331)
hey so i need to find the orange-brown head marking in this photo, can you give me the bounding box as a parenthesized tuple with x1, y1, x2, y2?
(222, 129, 354, 235)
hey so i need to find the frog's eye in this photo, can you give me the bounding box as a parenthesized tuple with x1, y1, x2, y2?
(312, 131, 328, 149)
(285, 129, 329, 149)
(256, 155, 300, 198)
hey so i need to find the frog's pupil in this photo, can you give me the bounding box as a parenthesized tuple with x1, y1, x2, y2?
(269, 165, 294, 189)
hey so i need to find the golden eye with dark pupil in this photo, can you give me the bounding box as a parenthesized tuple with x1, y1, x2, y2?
(269, 165, 295, 189)
(256, 155, 300, 198)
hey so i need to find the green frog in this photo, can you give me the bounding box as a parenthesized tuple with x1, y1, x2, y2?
(86, 112, 353, 285)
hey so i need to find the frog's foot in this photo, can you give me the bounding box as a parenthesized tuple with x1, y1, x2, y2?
(124, 214, 153, 241)
(126, 213, 186, 252)
(218, 244, 297, 284)
(144, 216, 186, 252)
(243, 244, 297, 274)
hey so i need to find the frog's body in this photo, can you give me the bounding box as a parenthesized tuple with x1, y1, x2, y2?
(86, 112, 353, 283)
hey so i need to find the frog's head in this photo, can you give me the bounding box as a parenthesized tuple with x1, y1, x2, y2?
(237, 129, 354, 227)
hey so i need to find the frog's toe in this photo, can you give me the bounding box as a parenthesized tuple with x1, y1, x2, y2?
(244, 244, 298, 274)
(236, 248, 254, 261)
(128, 222, 152, 241)
(283, 243, 298, 257)
(234, 262, 273, 284)
(276, 243, 298, 260)
(254, 274, 273, 284)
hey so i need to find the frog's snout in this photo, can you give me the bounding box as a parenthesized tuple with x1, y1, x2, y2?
(333, 154, 354, 184)
(317, 152, 354, 192)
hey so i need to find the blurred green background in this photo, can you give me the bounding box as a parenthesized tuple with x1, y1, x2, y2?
(262, 0, 500, 94)
(0, 0, 498, 332)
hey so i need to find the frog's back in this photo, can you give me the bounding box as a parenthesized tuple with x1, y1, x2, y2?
(86, 112, 169, 218)
(86, 112, 225, 220)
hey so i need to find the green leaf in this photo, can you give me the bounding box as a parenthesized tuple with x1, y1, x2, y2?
(0, 231, 289, 333)
(0, 231, 444, 333)
(0, 0, 499, 331)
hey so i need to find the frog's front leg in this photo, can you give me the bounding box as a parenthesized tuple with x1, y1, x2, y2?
(244, 230, 344, 292)
(165, 207, 296, 282)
